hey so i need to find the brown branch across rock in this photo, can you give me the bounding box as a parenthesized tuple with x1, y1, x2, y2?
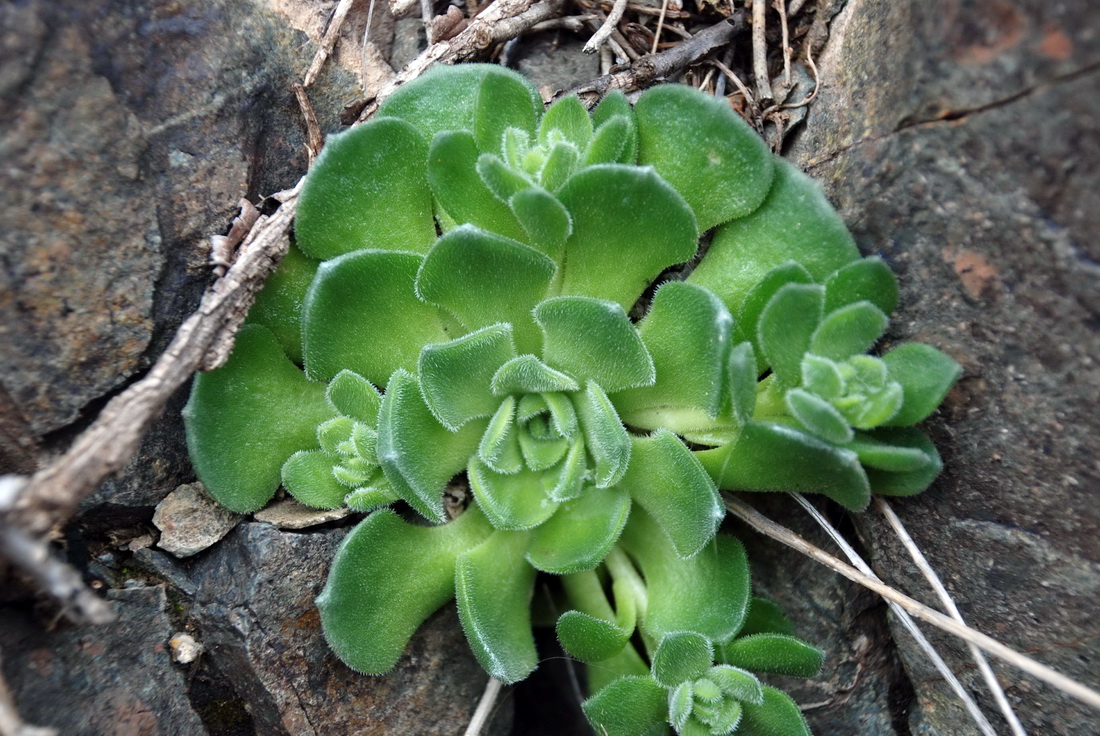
(569, 11, 749, 103)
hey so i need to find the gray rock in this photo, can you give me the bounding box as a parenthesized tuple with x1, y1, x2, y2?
(0, 586, 208, 735)
(789, 1, 1100, 733)
(153, 482, 243, 558)
(189, 521, 510, 736)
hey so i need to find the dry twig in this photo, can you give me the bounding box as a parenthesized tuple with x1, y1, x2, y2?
(304, 0, 358, 87)
(650, 0, 672, 55)
(584, 0, 629, 54)
(357, 0, 569, 120)
(791, 494, 997, 736)
(462, 677, 504, 736)
(724, 494, 1100, 712)
(876, 498, 1029, 735)
(570, 12, 748, 103)
(293, 83, 325, 164)
(751, 0, 772, 102)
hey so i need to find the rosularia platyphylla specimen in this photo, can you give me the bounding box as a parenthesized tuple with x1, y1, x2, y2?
(183, 63, 959, 735)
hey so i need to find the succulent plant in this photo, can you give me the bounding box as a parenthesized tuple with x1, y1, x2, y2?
(183, 62, 960, 734)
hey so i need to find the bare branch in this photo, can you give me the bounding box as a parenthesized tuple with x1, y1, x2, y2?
(790, 494, 997, 736)
(751, 0, 772, 103)
(305, 0, 357, 87)
(583, 0, 629, 54)
(462, 677, 504, 736)
(724, 494, 1100, 712)
(876, 498, 1029, 736)
(570, 12, 749, 103)
(356, 0, 569, 121)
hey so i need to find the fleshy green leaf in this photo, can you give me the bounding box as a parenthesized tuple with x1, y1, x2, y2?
(517, 426, 569, 470)
(740, 597, 796, 637)
(619, 510, 751, 643)
(843, 431, 932, 472)
(556, 166, 698, 310)
(557, 570, 638, 662)
(544, 436, 588, 501)
(614, 282, 733, 430)
(543, 391, 579, 438)
(317, 507, 492, 674)
(280, 450, 348, 509)
(727, 342, 759, 425)
(785, 388, 855, 445)
(635, 83, 774, 230)
(857, 427, 944, 496)
(419, 325, 518, 430)
(527, 485, 630, 574)
(539, 142, 581, 193)
(824, 256, 899, 316)
(380, 63, 536, 142)
(737, 686, 812, 736)
(469, 458, 560, 530)
(183, 325, 335, 513)
(326, 370, 382, 425)
(295, 117, 434, 259)
(696, 421, 871, 510)
(708, 665, 765, 705)
(809, 301, 889, 360)
(303, 250, 448, 385)
(575, 382, 632, 488)
(670, 682, 694, 731)
(539, 94, 592, 150)
(477, 153, 533, 201)
(592, 90, 638, 163)
(417, 225, 555, 353)
(733, 262, 814, 370)
(801, 355, 844, 400)
(455, 529, 538, 683)
(344, 484, 398, 513)
(582, 676, 669, 736)
(617, 430, 723, 559)
(721, 634, 824, 678)
(473, 66, 541, 154)
(246, 242, 317, 364)
(758, 283, 825, 388)
(688, 159, 860, 314)
(880, 343, 961, 426)
(317, 416, 355, 455)
(535, 297, 655, 392)
(478, 396, 524, 474)
(376, 370, 484, 523)
(584, 114, 631, 166)
(427, 130, 526, 241)
(509, 187, 572, 257)
(556, 610, 631, 663)
(652, 632, 713, 687)
(491, 355, 580, 395)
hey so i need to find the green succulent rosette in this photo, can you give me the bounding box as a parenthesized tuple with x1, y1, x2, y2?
(182, 62, 961, 729)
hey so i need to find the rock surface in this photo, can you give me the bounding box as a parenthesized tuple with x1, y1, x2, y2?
(189, 522, 507, 736)
(789, 0, 1100, 733)
(153, 482, 244, 557)
(0, 586, 209, 735)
